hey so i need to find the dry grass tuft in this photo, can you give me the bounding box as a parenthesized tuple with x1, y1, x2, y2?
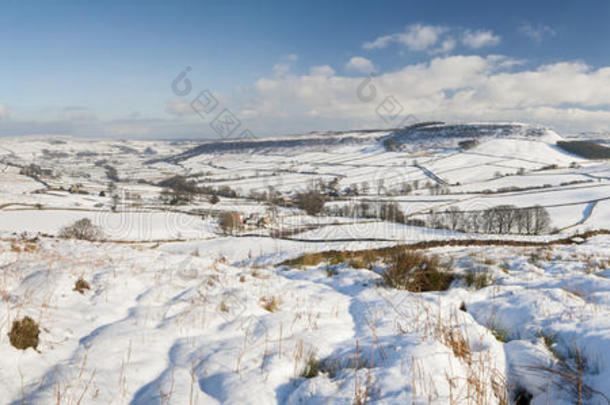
(300, 352, 321, 379)
(464, 270, 494, 289)
(528, 346, 609, 405)
(8, 316, 40, 351)
(445, 327, 472, 360)
(74, 278, 91, 294)
(10, 243, 38, 253)
(260, 296, 281, 312)
(282, 253, 326, 268)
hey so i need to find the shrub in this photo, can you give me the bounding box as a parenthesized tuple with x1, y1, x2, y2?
(59, 218, 103, 241)
(382, 251, 454, 292)
(8, 316, 40, 351)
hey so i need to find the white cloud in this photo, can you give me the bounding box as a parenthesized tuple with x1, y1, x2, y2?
(237, 55, 610, 133)
(309, 65, 335, 76)
(461, 29, 501, 49)
(272, 54, 299, 77)
(364, 25, 501, 53)
(518, 22, 556, 43)
(5, 51, 610, 138)
(430, 37, 457, 54)
(345, 57, 376, 74)
(363, 24, 447, 51)
(0, 104, 8, 119)
(272, 63, 291, 76)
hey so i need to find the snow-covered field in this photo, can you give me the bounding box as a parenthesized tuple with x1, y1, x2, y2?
(1, 235, 609, 404)
(0, 123, 609, 404)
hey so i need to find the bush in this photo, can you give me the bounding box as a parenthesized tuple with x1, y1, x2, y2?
(295, 191, 325, 216)
(8, 316, 40, 351)
(382, 250, 454, 292)
(59, 218, 103, 241)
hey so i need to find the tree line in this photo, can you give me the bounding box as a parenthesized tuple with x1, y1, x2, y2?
(325, 202, 552, 235)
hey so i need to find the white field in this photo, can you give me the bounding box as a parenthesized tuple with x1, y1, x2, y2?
(1, 235, 609, 404)
(0, 125, 609, 404)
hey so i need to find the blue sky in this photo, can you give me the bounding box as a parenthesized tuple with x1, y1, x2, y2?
(1, 0, 610, 138)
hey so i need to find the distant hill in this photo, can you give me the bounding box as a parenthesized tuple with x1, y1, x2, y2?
(384, 122, 550, 146)
(151, 122, 559, 164)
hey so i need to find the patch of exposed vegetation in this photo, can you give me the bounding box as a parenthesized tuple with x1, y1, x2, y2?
(8, 316, 40, 351)
(260, 296, 281, 312)
(300, 352, 322, 379)
(382, 251, 454, 292)
(464, 270, 494, 289)
(74, 278, 91, 294)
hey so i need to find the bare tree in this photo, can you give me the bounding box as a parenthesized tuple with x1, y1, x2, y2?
(219, 212, 242, 234)
(59, 218, 104, 241)
(533, 205, 551, 234)
(295, 191, 325, 216)
(446, 207, 463, 231)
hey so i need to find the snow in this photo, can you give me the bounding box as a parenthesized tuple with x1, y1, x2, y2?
(0, 127, 608, 404)
(1, 235, 608, 404)
(0, 210, 216, 241)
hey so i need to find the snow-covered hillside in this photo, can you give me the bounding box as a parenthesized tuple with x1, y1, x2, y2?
(0, 123, 609, 404)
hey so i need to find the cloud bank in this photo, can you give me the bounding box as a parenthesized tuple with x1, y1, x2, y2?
(237, 55, 610, 134)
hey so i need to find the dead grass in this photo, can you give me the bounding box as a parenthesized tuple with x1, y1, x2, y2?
(10, 243, 37, 253)
(73, 278, 91, 294)
(278, 230, 610, 269)
(300, 352, 321, 379)
(464, 270, 494, 289)
(382, 251, 454, 292)
(528, 346, 608, 405)
(260, 296, 281, 312)
(282, 253, 326, 268)
(8, 316, 40, 351)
